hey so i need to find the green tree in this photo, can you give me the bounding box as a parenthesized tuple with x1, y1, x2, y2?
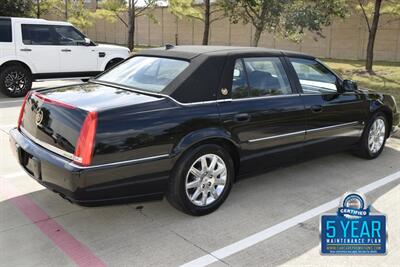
(356, 0, 400, 74)
(97, 0, 157, 51)
(0, 0, 33, 17)
(222, 0, 346, 47)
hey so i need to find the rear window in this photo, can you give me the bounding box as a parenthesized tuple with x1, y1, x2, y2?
(0, 18, 12, 42)
(97, 56, 189, 93)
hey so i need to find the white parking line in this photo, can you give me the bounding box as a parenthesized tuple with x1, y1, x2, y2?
(1, 171, 26, 179)
(180, 170, 400, 267)
(0, 99, 23, 104)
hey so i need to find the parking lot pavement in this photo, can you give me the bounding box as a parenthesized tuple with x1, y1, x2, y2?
(1, 80, 400, 266)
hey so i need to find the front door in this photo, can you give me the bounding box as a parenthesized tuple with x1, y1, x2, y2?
(218, 56, 306, 173)
(53, 25, 98, 73)
(286, 57, 367, 153)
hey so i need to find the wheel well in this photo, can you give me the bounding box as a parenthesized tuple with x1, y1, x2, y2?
(178, 138, 241, 178)
(105, 58, 124, 70)
(0, 60, 32, 75)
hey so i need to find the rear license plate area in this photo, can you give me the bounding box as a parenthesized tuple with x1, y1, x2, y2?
(19, 148, 42, 180)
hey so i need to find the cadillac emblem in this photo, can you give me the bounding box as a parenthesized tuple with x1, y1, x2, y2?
(35, 108, 44, 126)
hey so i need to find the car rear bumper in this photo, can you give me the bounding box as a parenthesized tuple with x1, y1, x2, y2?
(9, 128, 171, 205)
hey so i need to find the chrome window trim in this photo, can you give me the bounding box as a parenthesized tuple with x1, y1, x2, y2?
(20, 127, 75, 160)
(91, 80, 301, 106)
(247, 121, 362, 143)
(69, 154, 170, 170)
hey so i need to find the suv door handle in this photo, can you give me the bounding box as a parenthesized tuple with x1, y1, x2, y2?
(234, 113, 250, 122)
(20, 48, 32, 52)
(61, 49, 71, 52)
(311, 105, 323, 113)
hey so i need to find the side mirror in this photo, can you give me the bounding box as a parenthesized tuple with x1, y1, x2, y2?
(342, 79, 358, 92)
(84, 37, 91, 46)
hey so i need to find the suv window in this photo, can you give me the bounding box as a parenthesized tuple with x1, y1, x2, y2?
(53, 25, 86, 46)
(289, 58, 338, 94)
(231, 57, 292, 99)
(21, 24, 56, 45)
(0, 18, 12, 42)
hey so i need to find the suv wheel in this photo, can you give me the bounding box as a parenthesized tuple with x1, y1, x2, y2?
(167, 144, 234, 216)
(354, 112, 387, 159)
(0, 65, 32, 97)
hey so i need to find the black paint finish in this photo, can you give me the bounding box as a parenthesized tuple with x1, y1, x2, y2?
(9, 46, 400, 205)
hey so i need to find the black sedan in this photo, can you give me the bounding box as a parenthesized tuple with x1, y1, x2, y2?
(9, 46, 399, 215)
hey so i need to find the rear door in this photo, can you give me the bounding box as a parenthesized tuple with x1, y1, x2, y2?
(286, 57, 367, 152)
(53, 25, 98, 73)
(16, 23, 60, 73)
(218, 55, 306, 172)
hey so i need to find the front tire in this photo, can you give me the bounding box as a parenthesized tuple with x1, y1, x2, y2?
(0, 65, 32, 97)
(355, 112, 388, 159)
(167, 144, 234, 216)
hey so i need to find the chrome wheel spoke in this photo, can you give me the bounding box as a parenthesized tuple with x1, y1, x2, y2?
(214, 178, 225, 186)
(190, 167, 202, 178)
(186, 179, 200, 189)
(210, 187, 219, 200)
(191, 188, 201, 201)
(201, 192, 208, 205)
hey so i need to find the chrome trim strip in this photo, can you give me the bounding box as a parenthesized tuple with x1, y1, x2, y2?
(20, 127, 75, 160)
(91, 80, 301, 106)
(306, 121, 361, 133)
(247, 121, 361, 143)
(248, 130, 306, 143)
(69, 154, 170, 170)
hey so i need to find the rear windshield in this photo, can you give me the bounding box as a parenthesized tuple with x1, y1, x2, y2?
(97, 56, 189, 93)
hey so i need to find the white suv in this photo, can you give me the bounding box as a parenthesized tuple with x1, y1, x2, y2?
(0, 17, 130, 97)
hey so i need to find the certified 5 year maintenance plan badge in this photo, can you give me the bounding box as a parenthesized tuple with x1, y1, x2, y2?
(320, 192, 387, 255)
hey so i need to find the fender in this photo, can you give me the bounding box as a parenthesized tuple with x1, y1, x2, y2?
(0, 55, 37, 73)
(99, 54, 127, 71)
(171, 127, 240, 158)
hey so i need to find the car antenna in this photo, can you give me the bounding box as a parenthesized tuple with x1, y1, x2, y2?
(165, 44, 174, 50)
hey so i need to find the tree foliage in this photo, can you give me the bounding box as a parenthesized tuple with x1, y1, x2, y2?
(222, 0, 347, 46)
(0, 0, 33, 17)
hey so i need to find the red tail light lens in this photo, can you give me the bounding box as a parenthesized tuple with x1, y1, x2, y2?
(73, 111, 98, 166)
(17, 92, 31, 130)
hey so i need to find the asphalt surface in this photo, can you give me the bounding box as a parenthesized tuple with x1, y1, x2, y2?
(0, 80, 399, 267)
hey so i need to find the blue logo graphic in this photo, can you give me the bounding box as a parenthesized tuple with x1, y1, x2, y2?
(320, 192, 386, 255)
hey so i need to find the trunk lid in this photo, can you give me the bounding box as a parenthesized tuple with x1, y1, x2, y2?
(20, 82, 164, 161)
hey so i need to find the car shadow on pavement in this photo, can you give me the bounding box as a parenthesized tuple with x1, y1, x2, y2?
(1, 143, 399, 266)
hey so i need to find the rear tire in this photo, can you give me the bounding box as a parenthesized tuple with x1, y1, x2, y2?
(354, 112, 387, 159)
(0, 64, 32, 97)
(166, 144, 234, 216)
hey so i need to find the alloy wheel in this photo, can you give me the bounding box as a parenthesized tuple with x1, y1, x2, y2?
(185, 154, 227, 207)
(4, 71, 28, 94)
(368, 118, 386, 154)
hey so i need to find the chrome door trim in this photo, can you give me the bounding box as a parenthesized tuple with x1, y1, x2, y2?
(247, 121, 362, 143)
(248, 130, 306, 143)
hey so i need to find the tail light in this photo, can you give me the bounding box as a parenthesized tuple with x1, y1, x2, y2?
(73, 111, 98, 166)
(17, 92, 31, 130)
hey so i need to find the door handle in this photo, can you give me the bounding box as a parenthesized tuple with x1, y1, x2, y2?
(310, 105, 323, 113)
(234, 113, 250, 122)
(61, 49, 71, 52)
(20, 48, 32, 52)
